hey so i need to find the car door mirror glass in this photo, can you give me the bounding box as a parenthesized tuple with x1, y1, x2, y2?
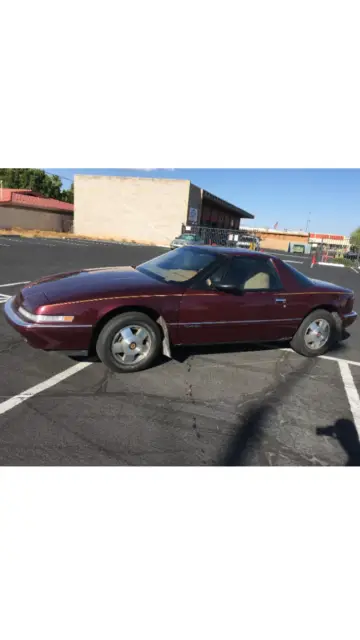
(214, 282, 242, 294)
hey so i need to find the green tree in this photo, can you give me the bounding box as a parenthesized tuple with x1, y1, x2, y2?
(61, 181, 74, 204)
(350, 227, 360, 249)
(0, 168, 72, 202)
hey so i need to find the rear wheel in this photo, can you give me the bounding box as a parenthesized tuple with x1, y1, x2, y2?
(96, 312, 162, 373)
(290, 309, 337, 357)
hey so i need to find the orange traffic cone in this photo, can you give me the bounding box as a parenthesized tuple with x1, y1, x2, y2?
(311, 254, 316, 268)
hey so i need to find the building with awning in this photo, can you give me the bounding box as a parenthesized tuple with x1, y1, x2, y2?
(74, 175, 254, 245)
(0, 188, 73, 232)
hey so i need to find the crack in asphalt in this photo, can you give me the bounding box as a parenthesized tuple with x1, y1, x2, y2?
(24, 400, 134, 465)
(0, 341, 350, 466)
(184, 355, 202, 441)
(0, 338, 24, 354)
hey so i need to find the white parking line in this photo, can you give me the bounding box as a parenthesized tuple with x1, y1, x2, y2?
(2, 237, 58, 247)
(319, 354, 360, 367)
(280, 348, 360, 368)
(338, 360, 360, 435)
(0, 281, 30, 288)
(0, 294, 10, 305)
(0, 362, 93, 417)
(317, 262, 345, 268)
(284, 260, 304, 264)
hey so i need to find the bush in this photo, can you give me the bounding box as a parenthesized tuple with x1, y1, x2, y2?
(332, 257, 358, 267)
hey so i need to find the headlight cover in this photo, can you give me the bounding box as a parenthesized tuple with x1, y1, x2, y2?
(19, 306, 74, 323)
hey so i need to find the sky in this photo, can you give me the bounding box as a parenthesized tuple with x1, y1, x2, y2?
(44, 169, 360, 236)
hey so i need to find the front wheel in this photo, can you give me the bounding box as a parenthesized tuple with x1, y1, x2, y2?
(290, 309, 337, 357)
(96, 312, 162, 373)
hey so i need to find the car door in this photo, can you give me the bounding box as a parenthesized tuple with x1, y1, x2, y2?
(177, 255, 297, 345)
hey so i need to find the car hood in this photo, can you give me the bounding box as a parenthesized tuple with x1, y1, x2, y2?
(21, 266, 173, 304)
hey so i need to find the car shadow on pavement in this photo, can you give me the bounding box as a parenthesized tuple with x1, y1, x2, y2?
(68, 352, 169, 370)
(316, 419, 360, 466)
(172, 338, 351, 365)
(219, 356, 316, 466)
(172, 341, 291, 364)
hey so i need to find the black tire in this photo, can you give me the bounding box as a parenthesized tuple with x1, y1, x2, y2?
(290, 309, 337, 357)
(96, 312, 162, 373)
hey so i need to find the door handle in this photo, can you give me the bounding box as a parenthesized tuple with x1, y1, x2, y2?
(275, 298, 287, 304)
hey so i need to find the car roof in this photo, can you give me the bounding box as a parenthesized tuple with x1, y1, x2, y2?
(182, 245, 272, 259)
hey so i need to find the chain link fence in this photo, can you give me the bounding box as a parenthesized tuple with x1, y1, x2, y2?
(181, 225, 360, 268)
(181, 224, 257, 247)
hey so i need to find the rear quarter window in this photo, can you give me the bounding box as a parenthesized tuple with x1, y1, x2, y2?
(281, 261, 313, 288)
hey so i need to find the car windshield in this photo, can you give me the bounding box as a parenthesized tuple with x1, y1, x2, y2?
(137, 247, 217, 284)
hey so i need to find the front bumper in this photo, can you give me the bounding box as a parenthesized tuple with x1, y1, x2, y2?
(3, 296, 93, 352)
(342, 310, 358, 328)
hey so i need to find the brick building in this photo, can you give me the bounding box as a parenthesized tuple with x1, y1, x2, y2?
(74, 175, 254, 245)
(241, 226, 350, 252)
(0, 188, 74, 232)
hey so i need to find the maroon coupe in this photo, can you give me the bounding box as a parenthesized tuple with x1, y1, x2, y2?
(3, 246, 357, 373)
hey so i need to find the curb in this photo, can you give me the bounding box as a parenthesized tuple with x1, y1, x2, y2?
(0, 234, 21, 239)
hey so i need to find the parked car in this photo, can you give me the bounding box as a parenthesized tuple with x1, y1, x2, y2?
(170, 233, 204, 249)
(4, 246, 357, 373)
(236, 235, 260, 251)
(344, 251, 358, 261)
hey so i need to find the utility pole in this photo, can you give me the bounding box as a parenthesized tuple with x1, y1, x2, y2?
(305, 213, 311, 233)
(0, 180, 3, 201)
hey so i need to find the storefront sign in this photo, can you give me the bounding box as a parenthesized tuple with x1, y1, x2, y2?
(189, 208, 198, 223)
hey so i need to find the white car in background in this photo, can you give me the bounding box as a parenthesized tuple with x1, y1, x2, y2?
(170, 233, 205, 249)
(235, 235, 261, 251)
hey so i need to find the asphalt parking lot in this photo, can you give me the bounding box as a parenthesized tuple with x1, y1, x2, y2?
(1, 236, 360, 466)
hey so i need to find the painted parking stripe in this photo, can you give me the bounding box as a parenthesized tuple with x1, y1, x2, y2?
(317, 262, 345, 268)
(0, 362, 93, 417)
(0, 294, 11, 305)
(284, 260, 304, 264)
(338, 360, 360, 436)
(2, 237, 58, 247)
(0, 281, 30, 288)
(280, 348, 360, 368)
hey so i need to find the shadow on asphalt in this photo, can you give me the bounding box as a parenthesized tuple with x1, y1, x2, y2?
(68, 336, 351, 371)
(219, 357, 316, 466)
(317, 419, 360, 466)
(68, 352, 169, 370)
(172, 341, 291, 363)
(172, 338, 350, 364)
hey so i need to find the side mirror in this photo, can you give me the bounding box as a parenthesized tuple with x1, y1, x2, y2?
(213, 282, 242, 294)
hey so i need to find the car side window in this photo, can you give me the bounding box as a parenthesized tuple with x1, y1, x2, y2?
(206, 262, 229, 287)
(221, 257, 283, 291)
